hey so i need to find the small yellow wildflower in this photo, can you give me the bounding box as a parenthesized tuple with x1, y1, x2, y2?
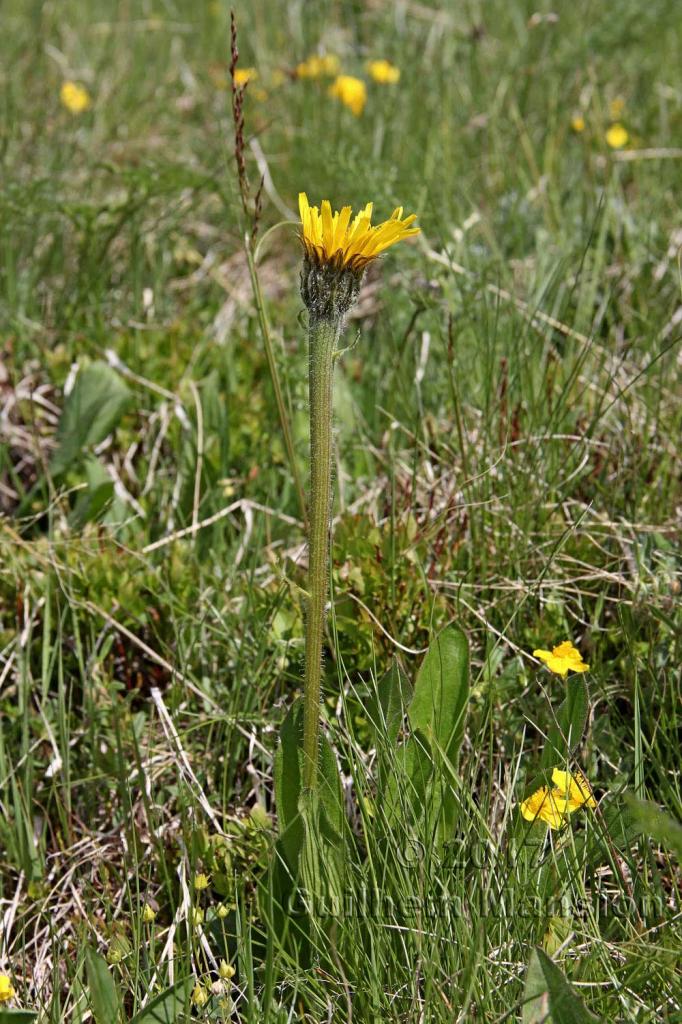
(194, 872, 210, 890)
(192, 907, 204, 927)
(571, 114, 586, 133)
(329, 75, 367, 116)
(0, 975, 15, 1002)
(296, 54, 340, 79)
(60, 81, 91, 114)
(606, 123, 629, 149)
(233, 67, 257, 87)
(299, 193, 419, 273)
(609, 96, 625, 120)
(219, 959, 236, 980)
(367, 59, 400, 84)
(141, 903, 156, 924)
(533, 640, 589, 678)
(520, 786, 569, 830)
(192, 983, 209, 1008)
(552, 768, 597, 811)
(216, 903, 230, 919)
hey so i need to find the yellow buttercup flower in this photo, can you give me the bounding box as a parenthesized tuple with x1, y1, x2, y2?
(367, 59, 400, 84)
(329, 75, 367, 116)
(299, 193, 419, 273)
(533, 640, 589, 678)
(520, 786, 569, 830)
(606, 123, 628, 149)
(194, 872, 210, 890)
(296, 54, 340, 79)
(0, 975, 15, 1002)
(552, 768, 597, 811)
(60, 81, 91, 114)
(233, 67, 257, 86)
(571, 114, 585, 133)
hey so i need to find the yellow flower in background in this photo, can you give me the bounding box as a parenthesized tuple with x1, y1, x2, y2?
(0, 975, 15, 1002)
(233, 67, 257, 86)
(296, 53, 340, 79)
(606, 123, 629, 149)
(552, 768, 597, 811)
(520, 786, 569, 829)
(329, 75, 367, 116)
(571, 114, 586, 133)
(219, 959, 235, 980)
(194, 872, 210, 890)
(191, 983, 209, 1008)
(299, 193, 419, 272)
(367, 59, 401, 84)
(141, 903, 156, 923)
(60, 81, 91, 114)
(609, 96, 625, 119)
(533, 640, 589, 677)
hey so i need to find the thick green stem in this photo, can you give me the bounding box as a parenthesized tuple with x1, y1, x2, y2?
(302, 314, 340, 790)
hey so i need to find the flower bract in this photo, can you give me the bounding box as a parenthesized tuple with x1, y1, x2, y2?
(532, 640, 589, 677)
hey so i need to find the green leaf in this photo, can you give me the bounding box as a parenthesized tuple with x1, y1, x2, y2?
(85, 947, 122, 1024)
(0, 1012, 39, 1024)
(522, 948, 551, 1023)
(367, 661, 413, 748)
(541, 675, 589, 769)
(129, 978, 192, 1023)
(51, 361, 132, 475)
(623, 794, 682, 860)
(408, 624, 469, 767)
(531, 947, 602, 1022)
(69, 456, 115, 528)
(274, 700, 346, 874)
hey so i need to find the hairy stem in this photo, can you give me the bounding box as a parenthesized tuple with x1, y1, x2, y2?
(302, 314, 340, 790)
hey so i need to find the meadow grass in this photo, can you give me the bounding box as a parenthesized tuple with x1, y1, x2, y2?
(1, 0, 681, 1020)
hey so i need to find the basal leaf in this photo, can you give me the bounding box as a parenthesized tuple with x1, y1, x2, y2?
(408, 624, 469, 767)
(51, 362, 132, 475)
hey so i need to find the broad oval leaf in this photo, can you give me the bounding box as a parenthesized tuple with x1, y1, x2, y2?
(408, 624, 469, 766)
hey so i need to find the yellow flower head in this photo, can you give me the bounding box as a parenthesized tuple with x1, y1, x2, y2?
(296, 54, 340, 79)
(520, 786, 569, 830)
(329, 75, 367, 116)
(367, 59, 400, 84)
(233, 67, 257, 87)
(571, 114, 585, 133)
(60, 81, 91, 114)
(194, 872, 210, 890)
(299, 193, 419, 273)
(606, 123, 629, 149)
(0, 975, 15, 1002)
(533, 640, 589, 678)
(552, 768, 597, 811)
